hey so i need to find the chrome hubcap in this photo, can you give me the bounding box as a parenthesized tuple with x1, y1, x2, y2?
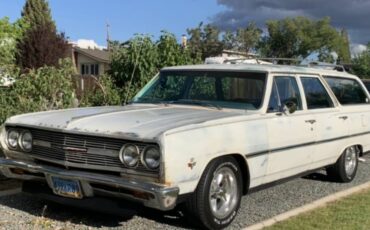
(209, 167, 238, 219)
(345, 146, 357, 176)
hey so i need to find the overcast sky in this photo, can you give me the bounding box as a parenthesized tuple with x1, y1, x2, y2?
(212, 0, 370, 46)
(0, 0, 368, 54)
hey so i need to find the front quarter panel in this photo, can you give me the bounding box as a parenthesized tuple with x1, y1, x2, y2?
(162, 116, 269, 194)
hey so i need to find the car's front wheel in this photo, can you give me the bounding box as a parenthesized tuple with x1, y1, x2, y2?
(186, 156, 242, 229)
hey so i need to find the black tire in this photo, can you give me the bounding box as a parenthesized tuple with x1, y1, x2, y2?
(186, 156, 243, 230)
(326, 146, 359, 183)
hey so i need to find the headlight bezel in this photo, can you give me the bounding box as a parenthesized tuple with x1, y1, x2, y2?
(141, 145, 161, 170)
(119, 144, 140, 168)
(6, 129, 20, 149)
(19, 131, 33, 152)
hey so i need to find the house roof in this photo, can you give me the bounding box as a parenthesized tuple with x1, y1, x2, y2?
(73, 47, 110, 63)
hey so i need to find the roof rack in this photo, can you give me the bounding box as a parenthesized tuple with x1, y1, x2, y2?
(223, 57, 301, 65)
(206, 56, 347, 72)
(305, 61, 346, 72)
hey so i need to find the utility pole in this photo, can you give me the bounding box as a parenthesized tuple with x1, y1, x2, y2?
(106, 21, 111, 50)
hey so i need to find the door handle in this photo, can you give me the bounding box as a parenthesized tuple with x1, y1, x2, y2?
(305, 119, 316, 124)
(339, 116, 348, 120)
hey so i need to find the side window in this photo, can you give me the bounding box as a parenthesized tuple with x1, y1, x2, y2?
(268, 76, 302, 112)
(324, 77, 369, 105)
(301, 77, 334, 109)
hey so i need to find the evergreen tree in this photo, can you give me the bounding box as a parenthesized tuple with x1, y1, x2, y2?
(16, 0, 69, 70)
(337, 29, 351, 63)
(21, 0, 54, 29)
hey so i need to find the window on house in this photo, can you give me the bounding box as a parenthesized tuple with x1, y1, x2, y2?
(301, 77, 334, 109)
(324, 76, 369, 105)
(81, 64, 99, 75)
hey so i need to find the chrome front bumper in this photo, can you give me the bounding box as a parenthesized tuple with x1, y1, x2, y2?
(0, 158, 179, 211)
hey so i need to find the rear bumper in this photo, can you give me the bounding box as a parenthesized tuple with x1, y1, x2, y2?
(0, 158, 179, 211)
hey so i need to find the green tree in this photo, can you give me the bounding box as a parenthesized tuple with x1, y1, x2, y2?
(157, 31, 193, 67)
(0, 59, 77, 124)
(337, 29, 351, 63)
(187, 23, 223, 61)
(352, 43, 370, 78)
(110, 34, 159, 102)
(16, 0, 69, 70)
(0, 17, 23, 68)
(222, 30, 237, 51)
(261, 17, 349, 62)
(236, 22, 262, 53)
(21, 0, 54, 29)
(110, 32, 199, 103)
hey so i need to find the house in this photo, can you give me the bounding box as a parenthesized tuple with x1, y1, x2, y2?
(71, 46, 110, 76)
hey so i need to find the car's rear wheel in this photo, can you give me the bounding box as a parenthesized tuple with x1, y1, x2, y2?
(186, 156, 242, 229)
(326, 146, 359, 182)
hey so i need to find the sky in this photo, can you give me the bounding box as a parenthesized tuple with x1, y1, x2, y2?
(0, 0, 368, 53)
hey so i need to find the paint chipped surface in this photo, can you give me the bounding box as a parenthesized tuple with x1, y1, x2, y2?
(5, 104, 242, 140)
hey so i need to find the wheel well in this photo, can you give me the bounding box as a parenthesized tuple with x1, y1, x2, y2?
(356, 145, 363, 157)
(227, 154, 250, 195)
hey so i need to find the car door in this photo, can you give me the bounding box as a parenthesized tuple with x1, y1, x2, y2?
(264, 75, 316, 183)
(299, 75, 350, 169)
(324, 76, 370, 155)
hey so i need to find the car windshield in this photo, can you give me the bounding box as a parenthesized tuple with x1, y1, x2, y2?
(132, 70, 267, 110)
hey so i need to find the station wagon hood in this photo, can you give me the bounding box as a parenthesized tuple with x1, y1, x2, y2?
(5, 105, 242, 140)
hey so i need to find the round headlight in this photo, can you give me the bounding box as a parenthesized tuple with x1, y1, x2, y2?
(119, 144, 140, 167)
(19, 131, 33, 152)
(142, 146, 161, 170)
(7, 130, 19, 149)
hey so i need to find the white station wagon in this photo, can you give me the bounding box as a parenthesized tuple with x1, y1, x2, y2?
(1, 63, 370, 229)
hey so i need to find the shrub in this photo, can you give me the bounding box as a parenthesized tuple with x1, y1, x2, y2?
(79, 74, 122, 107)
(0, 59, 77, 125)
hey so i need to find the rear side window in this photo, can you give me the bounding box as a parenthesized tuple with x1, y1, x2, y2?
(301, 77, 334, 109)
(324, 77, 369, 105)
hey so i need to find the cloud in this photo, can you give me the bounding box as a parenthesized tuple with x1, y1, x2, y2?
(71, 39, 106, 50)
(351, 43, 368, 57)
(212, 0, 370, 44)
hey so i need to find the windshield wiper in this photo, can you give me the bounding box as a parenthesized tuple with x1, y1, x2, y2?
(168, 99, 222, 110)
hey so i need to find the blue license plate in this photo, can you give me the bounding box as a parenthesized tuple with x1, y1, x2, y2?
(51, 177, 82, 199)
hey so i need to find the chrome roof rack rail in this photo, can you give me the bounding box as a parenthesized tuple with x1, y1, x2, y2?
(305, 61, 346, 72)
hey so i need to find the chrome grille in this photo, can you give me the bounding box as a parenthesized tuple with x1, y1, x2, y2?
(21, 128, 158, 175)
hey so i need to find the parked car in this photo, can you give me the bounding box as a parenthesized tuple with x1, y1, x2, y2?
(1, 63, 370, 229)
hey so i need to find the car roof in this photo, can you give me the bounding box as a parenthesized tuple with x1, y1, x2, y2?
(162, 64, 358, 79)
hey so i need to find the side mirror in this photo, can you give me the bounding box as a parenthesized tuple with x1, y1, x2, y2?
(282, 101, 297, 114)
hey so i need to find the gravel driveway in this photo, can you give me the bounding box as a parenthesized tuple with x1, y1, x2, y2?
(0, 154, 369, 230)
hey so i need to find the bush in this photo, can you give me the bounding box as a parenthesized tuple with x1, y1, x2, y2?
(79, 74, 122, 107)
(0, 59, 77, 125)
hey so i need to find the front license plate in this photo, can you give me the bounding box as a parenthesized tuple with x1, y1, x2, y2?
(51, 177, 83, 199)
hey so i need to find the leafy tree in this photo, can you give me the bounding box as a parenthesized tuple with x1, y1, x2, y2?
(0, 59, 77, 124)
(222, 30, 237, 51)
(236, 22, 262, 54)
(0, 17, 23, 68)
(261, 17, 350, 62)
(110, 32, 199, 103)
(110, 34, 159, 102)
(16, 0, 69, 70)
(187, 23, 223, 60)
(337, 29, 351, 63)
(157, 31, 193, 67)
(79, 75, 121, 107)
(21, 0, 54, 29)
(352, 43, 370, 78)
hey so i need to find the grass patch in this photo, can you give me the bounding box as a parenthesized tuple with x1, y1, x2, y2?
(265, 188, 370, 230)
